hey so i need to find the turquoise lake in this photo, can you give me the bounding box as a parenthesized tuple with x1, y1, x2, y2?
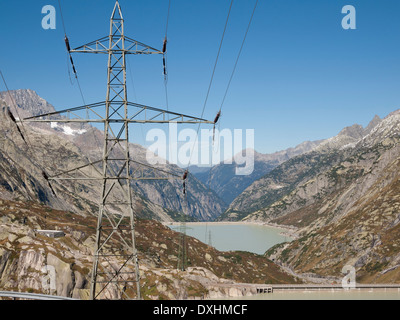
(168, 222, 290, 255)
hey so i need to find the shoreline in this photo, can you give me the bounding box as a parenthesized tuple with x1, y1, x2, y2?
(163, 221, 299, 239)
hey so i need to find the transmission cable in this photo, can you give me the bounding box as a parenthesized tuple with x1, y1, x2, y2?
(57, 0, 106, 162)
(163, 0, 172, 118)
(219, 0, 258, 114)
(212, 0, 258, 153)
(180, 0, 234, 219)
(0, 71, 57, 196)
(184, 0, 258, 205)
(58, 0, 86, 106)
(185, 0, 234, 174)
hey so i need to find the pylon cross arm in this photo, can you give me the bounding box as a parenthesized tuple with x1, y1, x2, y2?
(70, 36, 162, 55)
(19, 101, 214, 125)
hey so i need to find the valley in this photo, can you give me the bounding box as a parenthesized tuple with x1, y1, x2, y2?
(1, 89, 400, 300)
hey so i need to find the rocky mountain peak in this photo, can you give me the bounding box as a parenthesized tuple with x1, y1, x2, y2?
(0, 89, 55, 118)
(337, 124, 364, 139)
(359, 109, 400, 148)
(364, 115, 382, 135)
(315, 114, 384, 152)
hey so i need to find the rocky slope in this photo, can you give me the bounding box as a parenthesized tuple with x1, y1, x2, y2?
(0, 89, 226, 221)
(267, 153, 400, 283)
(222, 110, 400, 283)
(0, 104, 179, 222)
(0, 199, 298, 299)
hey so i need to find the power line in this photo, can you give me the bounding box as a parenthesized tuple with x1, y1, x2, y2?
(57, 0, 68, 36)
(200, 0, 234, 121)
(0, 71, 57, 196)
(58, 0, 86, 106)
(1, 72, 38, 156)
(219, 0, 258, 113)
(179, 1, 235, 251)
(209, 0, 258, 156)
(183, 0, 258, 206)
(58, 0, 105, 161)
(185, 0, 234, 172)
(163, 0, 172, 117)
(165, 0, 172, 36)
(188, 0, 258, 170)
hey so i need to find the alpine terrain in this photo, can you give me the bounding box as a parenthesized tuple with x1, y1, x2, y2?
(222, 110, 400, 283)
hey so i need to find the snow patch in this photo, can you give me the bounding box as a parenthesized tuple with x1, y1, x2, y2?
(50, 122, 87, 136)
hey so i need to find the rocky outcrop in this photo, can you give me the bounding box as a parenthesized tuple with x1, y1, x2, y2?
(266, 155, 400, 283)
(0, 199, 299, 300)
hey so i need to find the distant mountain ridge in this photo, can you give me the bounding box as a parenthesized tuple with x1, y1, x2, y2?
(191, 140, 324, 205)
(223, 113, 386, 220)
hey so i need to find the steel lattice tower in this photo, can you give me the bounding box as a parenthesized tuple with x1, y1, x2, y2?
(19, 1, 213, 300)
(89, 3, 141, 300)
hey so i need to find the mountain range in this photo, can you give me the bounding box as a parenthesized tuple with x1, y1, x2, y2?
(219, 108, 400, 282)
(0, 89, 327, 222)
(1, 88, 400, 286)
(191, 140, 324, 205)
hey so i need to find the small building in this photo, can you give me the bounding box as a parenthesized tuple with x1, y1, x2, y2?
(36, 230, 65, 238)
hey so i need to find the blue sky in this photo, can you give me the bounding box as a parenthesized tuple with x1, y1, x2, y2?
(1, 0, 400, 155)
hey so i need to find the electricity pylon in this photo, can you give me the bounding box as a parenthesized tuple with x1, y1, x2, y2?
(19, 1, 213, 300)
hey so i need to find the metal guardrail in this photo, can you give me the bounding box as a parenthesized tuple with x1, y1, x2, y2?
(216, 283, 400, 292)
(266, 284, 400, 290)
(0, 291, 77, 300)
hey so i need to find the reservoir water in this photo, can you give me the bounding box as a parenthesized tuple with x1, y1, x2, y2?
(168, 222, 290, 255)
(168, 222, 400, 300)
